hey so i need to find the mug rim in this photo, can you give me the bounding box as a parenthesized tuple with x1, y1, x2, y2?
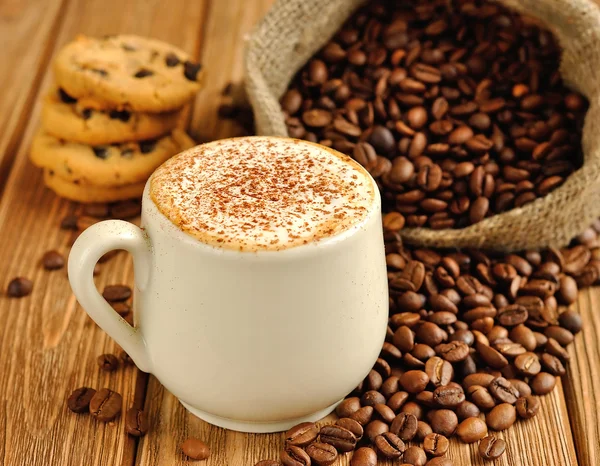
(143, 137, 382, 259)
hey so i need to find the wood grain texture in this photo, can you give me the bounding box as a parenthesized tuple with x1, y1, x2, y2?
(562, 287, 600, 466)
(0, 0, 67, 192)
(0, 0, 206, 465)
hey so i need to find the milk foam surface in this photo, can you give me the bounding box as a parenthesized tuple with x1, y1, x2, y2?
(150, 137, 376, 251)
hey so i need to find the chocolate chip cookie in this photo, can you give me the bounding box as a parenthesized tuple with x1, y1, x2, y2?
(42, 87, 182, 145)
(31, 128, 195, 187)
(44, 169, 146, 203)
(54, 34, 203, 112)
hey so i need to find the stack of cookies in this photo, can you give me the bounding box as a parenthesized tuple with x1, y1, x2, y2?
(31, 34, 202, 203)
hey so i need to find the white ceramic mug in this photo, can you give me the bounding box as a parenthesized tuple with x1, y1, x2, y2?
(68, 140, 388, 433)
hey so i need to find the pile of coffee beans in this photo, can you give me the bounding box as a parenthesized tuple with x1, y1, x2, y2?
(254, 220, 598, 465)
(281, 0, 587, 230)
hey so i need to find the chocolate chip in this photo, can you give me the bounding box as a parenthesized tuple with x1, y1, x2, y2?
(92, 146, 110, 159)
(165, 52, 180, 67)
(81, 108, 93, 120)
(139, 140, 156, 154)
(183, 61, 202, 81)
(109, 110, 131, 122)
(90, 68, 108, 77)
(134, 68, 154, 78)
(58, 88, 77, 103)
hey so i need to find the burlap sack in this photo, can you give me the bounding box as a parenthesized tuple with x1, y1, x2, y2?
(244, 0, 600, 252)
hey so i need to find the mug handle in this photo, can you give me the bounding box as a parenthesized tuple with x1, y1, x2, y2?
(68, 220, 153, 373)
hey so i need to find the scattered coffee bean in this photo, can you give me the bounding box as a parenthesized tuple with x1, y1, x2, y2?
(102, 285, 131, 302)
(403, 446, 428, 466)
(456, 417, 488, 443)
(42, 250, 65, 270)
(125, 408, 148, 436)
(531, 372, 556, 395)
(350, 447, 377, 466)
(7, 277, 33, 298)
(320, 425, 357, 452)
(479, 436, 506, 460)
(285, 422, 318, 447)
(89, 388, 122, 422)
(390, 412, 418, 441)
(111, 301, 131, 316)
(306, 442, 337, 466)
(430, 409, 458, 437)
(182, 438, 210, 460)
(423, 433, 449, 456)
(97, 353, 119, 371)
(425, 458, 453, 466)
(67, 387, 96, 413)
(119, 350, 134, 366)
(374, 432, 406, 459)
(516, 395, 541, 419)
(486, 403, 517, 431)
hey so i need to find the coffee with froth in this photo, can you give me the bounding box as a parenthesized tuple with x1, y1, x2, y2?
(150, 137, 376, 251)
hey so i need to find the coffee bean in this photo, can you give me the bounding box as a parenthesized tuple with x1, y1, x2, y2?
(102, 285, 131, 302)
(456, 401, 480, 420)
(42, 250, 65, 270)
(125, 408, 148, 437)
(416, 421, 434, 441)
(479, 436, 506, 460)
(374, 432, 406, 459)
(350, 447, 377, 466)
(401, 370, 429, 393)
(467, 385, 496, 410)
(285, 422, 318, 447)
(486, 403, 516, 431)
(306, 442, 337, 466)
(456, 417, 488, 443)
(394, 326, 415, 352)
(97, 353, 119, 371)
(476, 342, 508, 369)
(425, 356, 453, 387)
(365, 420, 389, 442)
(488, 377, 519, 404)
(513, 352, 541, 376)
(403, 446, 427, 466)
(435, 341, 469, 362)
(89, 388, 122, 422)
(433, 385, 465, 408)
(281, 445, 310, 466)
(337, 397, 360, 417)
(531, 372, 556, 395)
(320, 425, 357, 452)
(558, 309, 582, 334)
(390, 412, 418, 441)
(424, 459, 453, 466)
(387, 391, 409, 412)
(7, 277, 33, 298)
(67, 387, 96, 413)
(423, 433, 449, 456)
(374, 403, 396, 423)
(515, 396, 542, 421)
(336, 417, 364, 441)
(430, 409, 458, 437)
(350, 406, 374, 425)
(463, 373, 495, 389)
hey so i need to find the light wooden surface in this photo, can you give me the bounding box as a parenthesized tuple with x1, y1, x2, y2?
(0, 0, 598, 465)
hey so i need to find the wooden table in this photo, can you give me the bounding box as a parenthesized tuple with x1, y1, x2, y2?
(0, 0, 598, 465)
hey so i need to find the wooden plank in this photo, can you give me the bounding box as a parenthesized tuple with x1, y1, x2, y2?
(139, 1, 580, 465)
(562, 287, 600, 466)
(0, 0, 67, 193)
(0, 0, 207, 465)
